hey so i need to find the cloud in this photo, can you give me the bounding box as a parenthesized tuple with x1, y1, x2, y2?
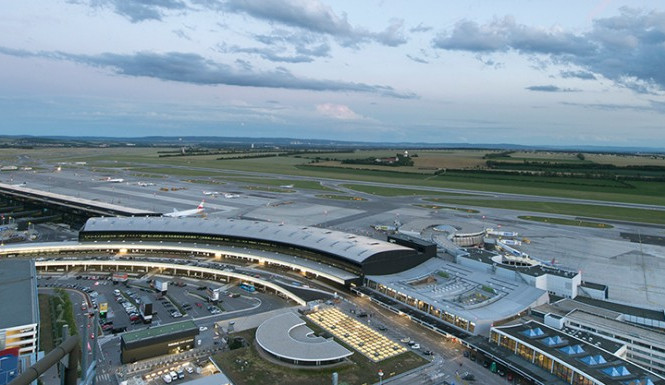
(526, 85, 580, 92)
(221, 44, 314, 63)
(561, 100, 665, 114)
(316, 103, 362, 120)
(410, 23, 432, 33)
(244, 30, 331, 63)
(71, 0, 188, 22)
(432, 8, 665, 92)
(560, 70, 596, 80)
(406, 54, 428, 64)
(225, 0, 407, 47)
(0, 47, 416, 98)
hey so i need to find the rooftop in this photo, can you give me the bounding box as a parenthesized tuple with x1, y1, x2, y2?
(573, 296, 665, 322)
(122, 320, 198, 344)
(82, 217, 416, 265)
(366, 258, 547, 332)
(255, 311, 352, 362)
(0, 260, 39, 329)
(0, 182, 157, 216)
(495, 321, 665, 385)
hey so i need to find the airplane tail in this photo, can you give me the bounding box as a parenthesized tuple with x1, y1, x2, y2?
(198, 200, 205, 210)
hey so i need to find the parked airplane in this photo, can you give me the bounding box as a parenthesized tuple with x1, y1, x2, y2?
(163, 201, 205, 218)
(101, 177, 125, 183)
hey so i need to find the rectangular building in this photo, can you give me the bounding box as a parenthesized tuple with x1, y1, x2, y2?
(0, 260, 40, 385)
(489, 320, 664, 385)
(121, 320, 198, 364)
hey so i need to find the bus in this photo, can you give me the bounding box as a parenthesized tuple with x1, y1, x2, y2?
(239, 282, 255, 292)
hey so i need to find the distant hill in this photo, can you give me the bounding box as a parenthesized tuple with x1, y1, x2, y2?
(0, 135, 663, 154)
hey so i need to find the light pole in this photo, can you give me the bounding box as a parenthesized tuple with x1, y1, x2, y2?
(378, 369, 384, 385)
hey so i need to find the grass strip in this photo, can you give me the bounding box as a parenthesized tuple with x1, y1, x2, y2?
(518, 216, 613, 228)
(341, 184, 471, 197)
(424, 198, 665, 225)
(316, 194, 366, 201)
(414, 203, 479, 213)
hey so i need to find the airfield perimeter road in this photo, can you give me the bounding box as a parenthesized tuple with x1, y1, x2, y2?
(3, 162, 665, 309)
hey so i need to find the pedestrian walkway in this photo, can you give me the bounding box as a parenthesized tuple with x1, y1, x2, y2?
(96, 372, 112, 383)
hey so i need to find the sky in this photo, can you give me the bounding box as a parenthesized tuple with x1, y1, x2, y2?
(1, 0, 664, 147)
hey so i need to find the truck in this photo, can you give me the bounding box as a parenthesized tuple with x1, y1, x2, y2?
(153, 279, 168, 293)
(139, 295, 153, 323)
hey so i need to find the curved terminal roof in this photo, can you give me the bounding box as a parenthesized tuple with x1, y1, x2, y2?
(82, 217, 414, 265)
(255, 312, 352, 362)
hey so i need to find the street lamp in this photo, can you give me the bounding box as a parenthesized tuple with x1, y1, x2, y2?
(378, 369, 384, 385)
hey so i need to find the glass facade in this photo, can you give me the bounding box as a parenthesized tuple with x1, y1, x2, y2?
(553, 361, 573, 383)
(363, 278, 475, 333)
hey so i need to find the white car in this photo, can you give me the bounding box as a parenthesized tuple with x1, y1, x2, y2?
(162, 374, 172, 384)
(199, 326, 208, 332)
(185, 367, 194, 374)
(412, 343, 420, 349)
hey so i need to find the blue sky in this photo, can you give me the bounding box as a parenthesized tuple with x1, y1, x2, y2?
(1, 0, 664, 147)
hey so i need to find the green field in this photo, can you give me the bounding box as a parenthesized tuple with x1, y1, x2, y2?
(341, 184, 471, 197)
(224, 177, 334, 191)
(424, 198, 665, 225)
(316, 194, 366, 201)
(6, 147, 665, 210)
(414, 203, 480, 213)
(518, 216, 613, 228)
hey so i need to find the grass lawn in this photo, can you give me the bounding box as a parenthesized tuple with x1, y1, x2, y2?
(11, 147, 665, 207)
(213, 329, 428, 385)
(38, 294, 55, 353)
(518, 216, 613, 228)
(242, 185, 295, 193)
(414, 203, 479, 213)
(224, 177, 335, 191)
(315, 195, 366, 201)
(424, 198, 665, 225)
(341, 184, 471, 197)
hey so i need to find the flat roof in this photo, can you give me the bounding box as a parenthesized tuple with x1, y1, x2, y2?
(82, 217, 415, 265)
(572, 296, 665, 322)
(0, 182, 157, 216)
(122, 320, 197, 344)
(495, 321, 664, 385)
(0, 260, 38, 329)
(463, 248, 579, 279)
(255, 312, 352, 362)
(366, 258, 547, 332)
(175, 373, 232, 385)
(566, 310, 665, 348)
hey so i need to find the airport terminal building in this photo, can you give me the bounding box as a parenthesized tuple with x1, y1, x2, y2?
(79, 217, 434, 277)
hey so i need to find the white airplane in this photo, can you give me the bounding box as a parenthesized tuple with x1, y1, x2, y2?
(137, 182, 155, 187)
(203, 191, 221, 197)
(101, 177, 125, 183)
(163, 201, 205, 218)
